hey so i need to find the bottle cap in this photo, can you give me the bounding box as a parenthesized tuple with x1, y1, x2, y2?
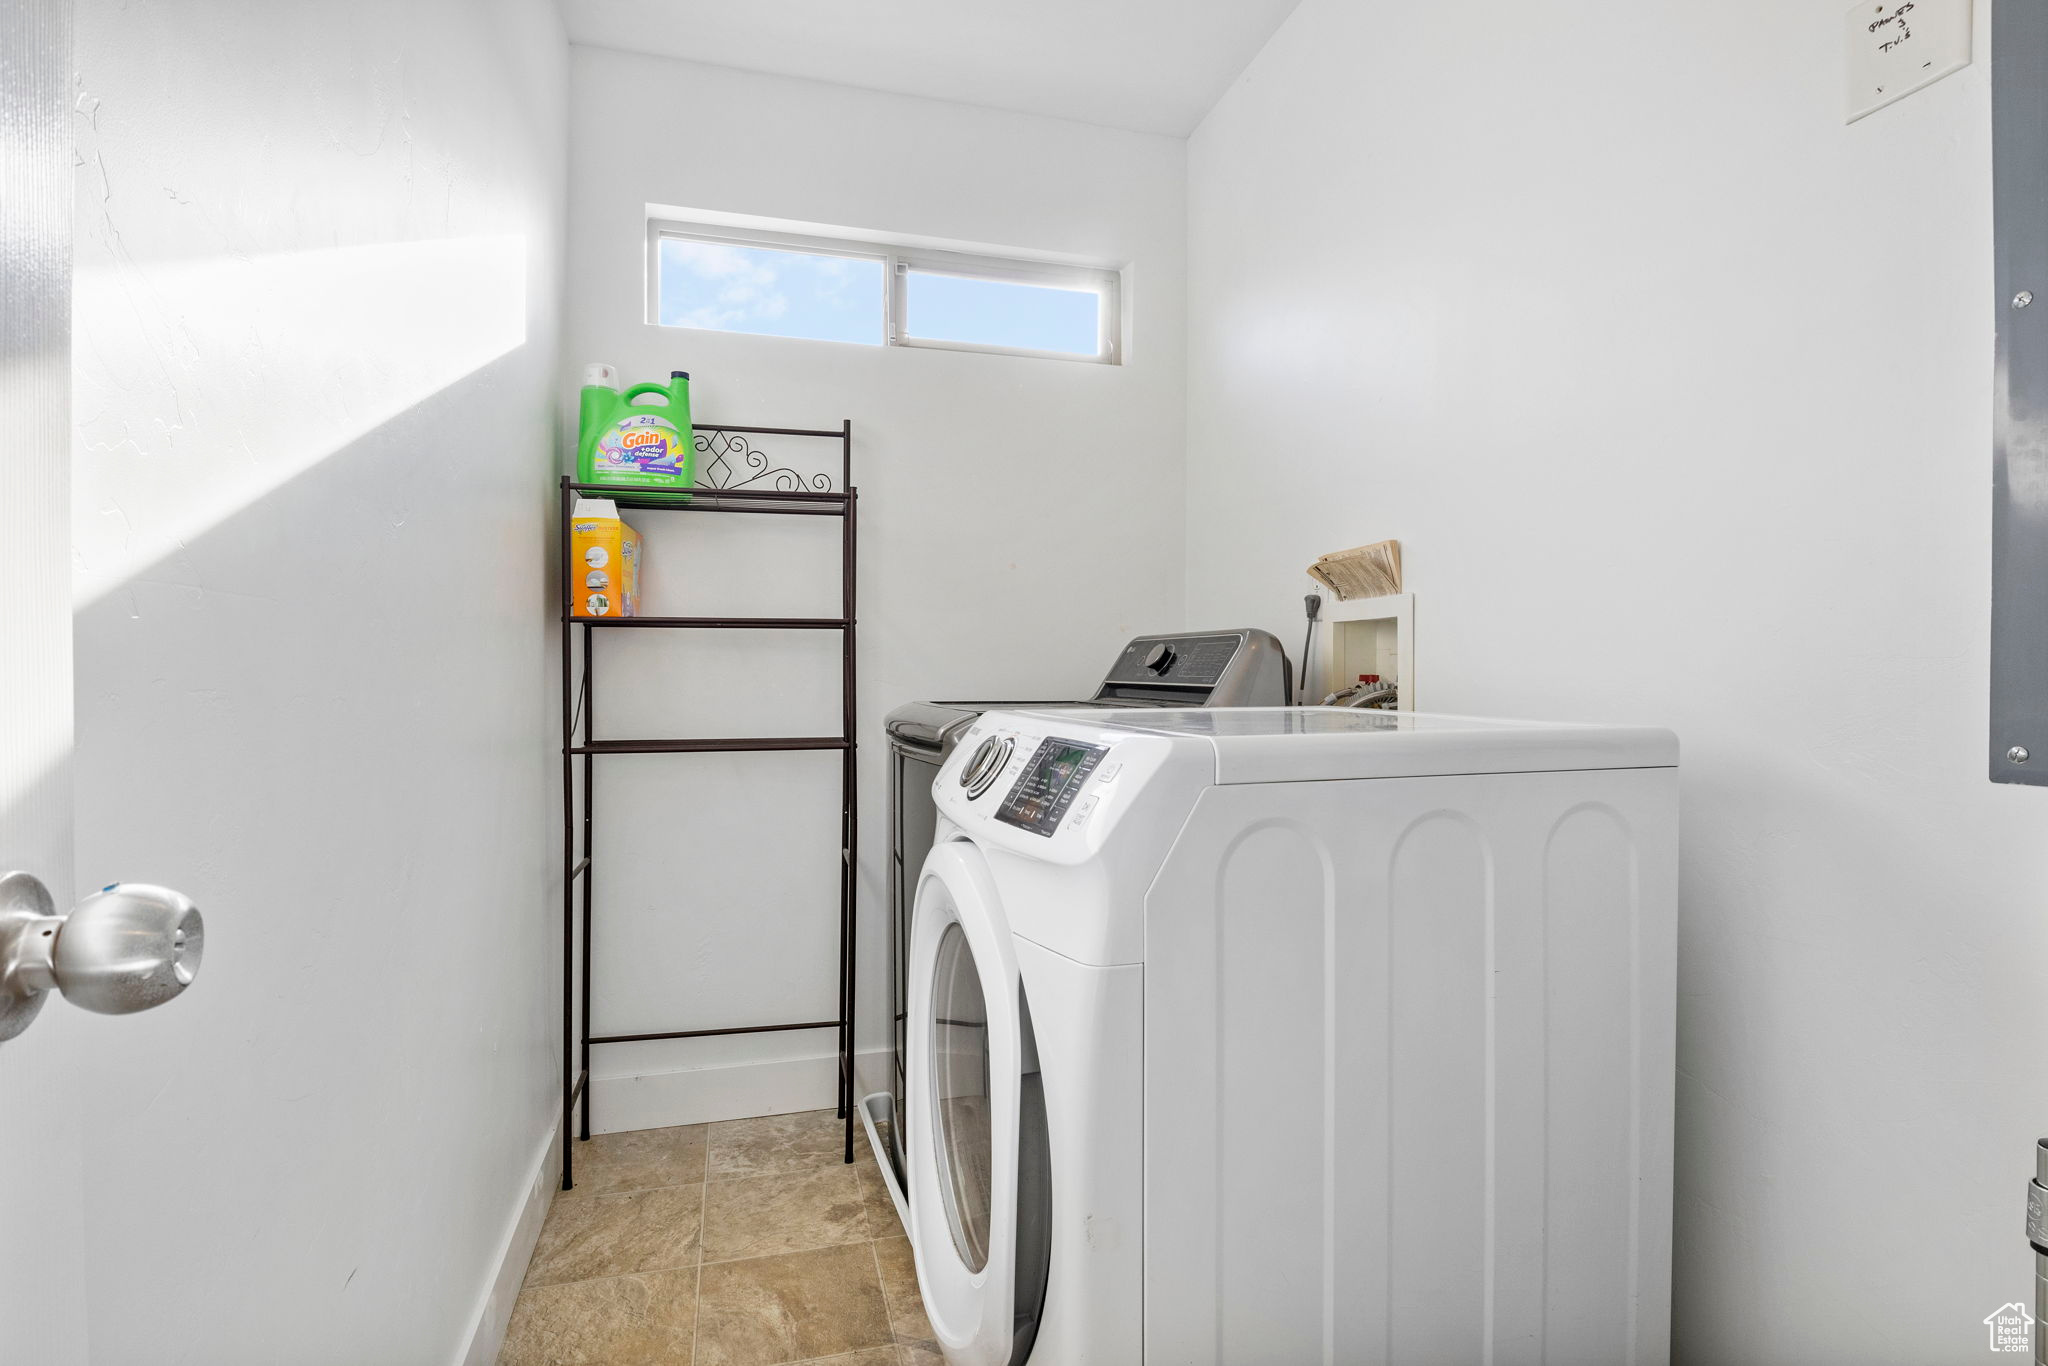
(671, 370, 690, 381)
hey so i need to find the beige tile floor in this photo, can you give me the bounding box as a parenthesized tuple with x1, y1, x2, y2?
(502, 1109, 940, 1366)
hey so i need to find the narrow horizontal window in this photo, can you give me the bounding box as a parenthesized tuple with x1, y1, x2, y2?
(902, 269, 1102, 359)
(648, 218, 1121, 364)
(656, 236, 884, 346)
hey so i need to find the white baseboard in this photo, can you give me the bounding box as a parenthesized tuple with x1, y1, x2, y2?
(593, 1047, 893, 1134)
(853, 1045, 891, 1103)
(458, 1117, 560, 1366)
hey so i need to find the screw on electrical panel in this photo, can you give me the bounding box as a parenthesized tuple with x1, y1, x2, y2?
(2016, 291, 2034, 309)
(2010, 745, 2032, 764)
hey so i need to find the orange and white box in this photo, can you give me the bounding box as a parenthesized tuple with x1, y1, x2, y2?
(569, 498, 640, 618)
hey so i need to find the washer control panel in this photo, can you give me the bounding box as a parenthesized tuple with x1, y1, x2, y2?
(1100, 632, 1247, 689)
(994, 738, 1108, 836)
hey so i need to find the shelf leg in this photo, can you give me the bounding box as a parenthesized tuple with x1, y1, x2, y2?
(840, 475, 859, 1164)
(580, 620, 595, 1144)
(559, 476, 578, 1191)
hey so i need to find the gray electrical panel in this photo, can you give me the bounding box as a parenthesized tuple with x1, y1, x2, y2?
(1993, 0, 2048, 785)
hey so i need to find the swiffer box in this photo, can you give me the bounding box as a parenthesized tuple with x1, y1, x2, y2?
(570, 498, 640, 618)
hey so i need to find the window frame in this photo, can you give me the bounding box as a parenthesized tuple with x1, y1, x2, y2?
(646, 218, 1122, 365)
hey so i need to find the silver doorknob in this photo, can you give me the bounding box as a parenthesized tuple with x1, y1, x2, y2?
(0, 871, 204, 1042)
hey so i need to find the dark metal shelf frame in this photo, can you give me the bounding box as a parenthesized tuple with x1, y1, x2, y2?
(570, 737, 850, 756)
(558, 422, 858, 1191)
(582, 616, 850, 630)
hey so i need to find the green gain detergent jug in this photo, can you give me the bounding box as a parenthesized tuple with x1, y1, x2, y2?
(578, 366, 696, 496)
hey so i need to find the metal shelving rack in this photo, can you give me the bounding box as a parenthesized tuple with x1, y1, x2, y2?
(558, 421, 857, 1191)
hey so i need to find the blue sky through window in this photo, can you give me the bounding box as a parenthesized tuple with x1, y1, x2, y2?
(656, 234, 1107, 358)
(905, 271, 1100, 356)
(658, 238, 883, 345)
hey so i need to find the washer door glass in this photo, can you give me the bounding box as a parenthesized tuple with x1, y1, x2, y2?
(930, 920, 993, 1273)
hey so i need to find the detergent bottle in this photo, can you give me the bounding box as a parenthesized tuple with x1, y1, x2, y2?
(578, 367, 696, 497)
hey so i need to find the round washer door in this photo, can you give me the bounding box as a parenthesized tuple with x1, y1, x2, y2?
(908, 840, 1027, 1366)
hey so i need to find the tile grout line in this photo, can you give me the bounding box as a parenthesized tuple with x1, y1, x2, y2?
(870, 1234, 913, 1364)
(867, 1237, 888, 1332)
(699, 1233, 875, 1270)
(573, 1179, 696, 1197)
(692, 1152, 708, 1366)
(857, 1165, 910, 1362)
(524, 1236, 706, 1292)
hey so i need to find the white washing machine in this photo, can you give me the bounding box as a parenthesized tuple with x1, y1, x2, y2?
(906, 706, 1677, 1366)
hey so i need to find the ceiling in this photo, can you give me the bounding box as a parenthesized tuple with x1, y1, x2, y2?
(558, 0, 1304, 137)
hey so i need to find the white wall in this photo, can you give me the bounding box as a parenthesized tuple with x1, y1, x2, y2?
(565, 47, 1186, 1126)
(69, 1, 566, 1361)
(1187, 3, 2026, 1362)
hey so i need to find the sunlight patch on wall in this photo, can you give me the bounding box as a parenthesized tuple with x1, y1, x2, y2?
(72, 234, 527, 606)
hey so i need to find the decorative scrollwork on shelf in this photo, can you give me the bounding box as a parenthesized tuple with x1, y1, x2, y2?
(694, 431, 836, 493)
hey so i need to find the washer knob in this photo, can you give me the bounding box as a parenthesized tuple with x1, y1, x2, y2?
(1142, 643, 1175, 676)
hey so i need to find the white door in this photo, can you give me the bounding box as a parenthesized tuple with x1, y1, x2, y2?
(1, 0, 91, 1357)
(2, 5, 204, 1358)
(907, 840, 1053, 1366)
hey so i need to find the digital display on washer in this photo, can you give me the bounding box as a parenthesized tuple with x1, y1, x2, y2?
(994, 738, 1107, 836)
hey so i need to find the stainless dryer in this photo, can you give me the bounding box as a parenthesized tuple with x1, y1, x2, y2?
(869, 629, 1289, 1214)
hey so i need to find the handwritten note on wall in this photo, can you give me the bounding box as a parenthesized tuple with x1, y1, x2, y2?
(1846, 0, 1973, 123)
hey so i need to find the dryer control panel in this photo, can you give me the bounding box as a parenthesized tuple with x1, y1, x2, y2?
(952, 725, 1119, 840)
(995, 738, 1109, 836)
(937, 710, 1186, 857)
(929, 708, 1217, 965)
